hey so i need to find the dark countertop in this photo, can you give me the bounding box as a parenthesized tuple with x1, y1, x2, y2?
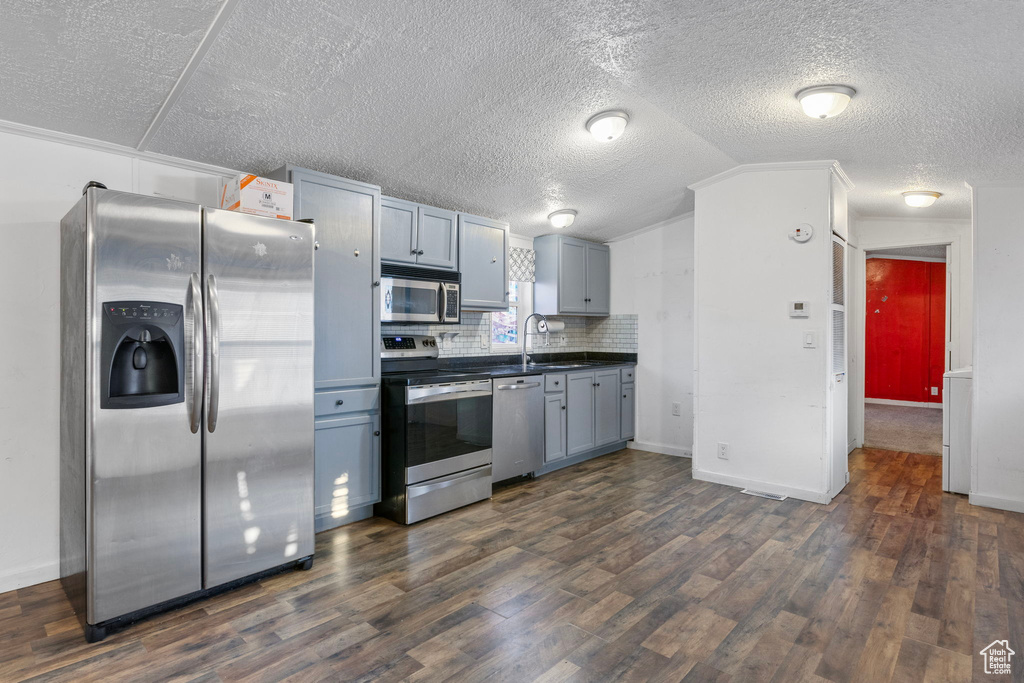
(456, 359, 636, 379)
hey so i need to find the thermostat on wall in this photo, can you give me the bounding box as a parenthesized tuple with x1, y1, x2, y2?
(790, 223, 813, 242)
(789, 301, 810, 318)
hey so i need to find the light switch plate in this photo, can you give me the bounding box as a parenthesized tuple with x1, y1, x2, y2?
(803, 331, 816, 348)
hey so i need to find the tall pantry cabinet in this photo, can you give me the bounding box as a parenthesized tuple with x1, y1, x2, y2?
(269, 166, 382, 531)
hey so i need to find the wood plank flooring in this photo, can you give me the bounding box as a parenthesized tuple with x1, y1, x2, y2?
(2, 448, 1022, 682)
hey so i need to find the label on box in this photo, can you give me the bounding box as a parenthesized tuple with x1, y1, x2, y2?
(221, 174, 293, 220)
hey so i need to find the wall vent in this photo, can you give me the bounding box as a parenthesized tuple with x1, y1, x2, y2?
(740, 489, 788, 501)
(832, 309, 846, 372)
(832, 239, 845, 305)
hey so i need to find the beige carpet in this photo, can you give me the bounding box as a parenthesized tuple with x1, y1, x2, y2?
(864, 403, 942, 455)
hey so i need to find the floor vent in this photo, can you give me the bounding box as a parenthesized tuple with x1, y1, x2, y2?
(740, 489, 787, 501)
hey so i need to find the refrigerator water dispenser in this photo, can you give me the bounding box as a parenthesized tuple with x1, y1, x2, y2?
(100, 301, 185, 408)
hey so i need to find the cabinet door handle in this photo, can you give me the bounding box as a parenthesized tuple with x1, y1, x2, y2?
(623, 394, 627, 398)
(561, 405, 566, 410)
(373, 280, 380, 287)
(374, 430, 381, 436)
(336, 399, 344, 406)
(411, 249, 419, 255)
(418, 249, 425, 255)
(554, 381, 559, 386)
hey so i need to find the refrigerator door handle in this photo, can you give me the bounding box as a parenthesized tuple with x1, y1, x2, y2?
(205, 273, 221, 433)
(187, 273, 204, 433)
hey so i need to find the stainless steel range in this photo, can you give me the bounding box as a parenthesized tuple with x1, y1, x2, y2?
(376, 335, 493, 524)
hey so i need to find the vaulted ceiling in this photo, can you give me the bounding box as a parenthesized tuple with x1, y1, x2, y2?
(3, 0, 1021, 240)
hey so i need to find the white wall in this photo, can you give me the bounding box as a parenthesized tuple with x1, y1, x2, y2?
(0, 126, 233, 593)
(969, 185, 1024, 513)
(846, 216, 973, 448)
(609, 216, 694, 457)
(691, 164, 844, 503)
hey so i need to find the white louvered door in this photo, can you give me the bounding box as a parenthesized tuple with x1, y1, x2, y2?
(829, 234, 848, 495)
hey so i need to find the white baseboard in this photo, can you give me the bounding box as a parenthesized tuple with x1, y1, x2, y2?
(692, 468, 832, 504)
(865, 398, 942, 409)
(0, 560, 59, 595)
(969, 492, 1024, 514)
(627, 440, 692, 457)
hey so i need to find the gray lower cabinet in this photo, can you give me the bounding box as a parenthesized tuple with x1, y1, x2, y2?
(534, 234, 611, 316)
(313, 414, 381, 531)
(380, 196, 458, 270)
(544, 392, 567, 463)
(459, 213, 509, 310)
(621, 383, 635, 441)
(594, 369, 621, 447)
(566, 372, 596, 456)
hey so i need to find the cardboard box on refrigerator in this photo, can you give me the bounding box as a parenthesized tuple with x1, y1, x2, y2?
(220, 174, 294, 219)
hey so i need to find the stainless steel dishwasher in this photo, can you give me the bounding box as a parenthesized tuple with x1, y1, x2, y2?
(491, 376, 544, 482)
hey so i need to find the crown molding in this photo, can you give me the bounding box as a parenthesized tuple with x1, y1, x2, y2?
(0, 118, 238, 177)
(688, 160, 854, 192)
(606, 211, 695, 243)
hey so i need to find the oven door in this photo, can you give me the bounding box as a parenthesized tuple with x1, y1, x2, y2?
(381, 277, 442, 323)
(405, 380, 493, 484)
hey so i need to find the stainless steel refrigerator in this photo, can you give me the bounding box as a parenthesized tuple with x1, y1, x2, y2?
(60, 185, 315, 642)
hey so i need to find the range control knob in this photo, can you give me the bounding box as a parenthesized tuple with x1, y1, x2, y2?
(422, 339, 429, 347)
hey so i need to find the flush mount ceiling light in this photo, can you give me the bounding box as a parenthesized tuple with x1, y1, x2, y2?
(586, 111, 629, 141)
(548, 209, 577, 228)
(796, 85, 856, 119)
(902, 191, 942, 208)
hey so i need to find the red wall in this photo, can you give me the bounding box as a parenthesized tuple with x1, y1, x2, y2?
(865, 258, 946, 403)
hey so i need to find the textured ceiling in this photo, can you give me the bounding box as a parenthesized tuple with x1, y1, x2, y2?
(0, 0, 223, 146)
(866, 245, 947, 260)
(3, 0, 1022, 238)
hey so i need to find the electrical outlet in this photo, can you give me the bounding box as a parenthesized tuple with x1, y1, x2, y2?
(717, 442, 729, 460)
(931, 387, 939, 396)
(479, 335, 488, 349)
(671, 402, 682, 416)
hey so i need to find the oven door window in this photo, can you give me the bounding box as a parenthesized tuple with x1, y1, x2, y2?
(385, 282, 439, 319)
(406, 395, 493, 468)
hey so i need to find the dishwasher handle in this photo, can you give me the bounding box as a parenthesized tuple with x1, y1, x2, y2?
(496, 382, 541, 390)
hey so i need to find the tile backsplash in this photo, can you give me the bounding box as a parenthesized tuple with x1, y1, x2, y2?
(383, 313, 638, 358)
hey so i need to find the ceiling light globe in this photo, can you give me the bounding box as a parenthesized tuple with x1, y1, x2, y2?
(796, 85, 856, 119)
(548, 210, 577, 228)
(586, 111, 629, 141)
(902, 191, 941, 208)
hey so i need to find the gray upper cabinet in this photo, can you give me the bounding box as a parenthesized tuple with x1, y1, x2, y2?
(534, 235, 611, 316)
(459, 213, 509, 311)
(273, 166, 381, 389)
(594, 369, 621, 447)
(380, 197, 418, 265)
(585, 243, 611, 315)
(380, 196, 458, 270)
(416, 206, 458, 269)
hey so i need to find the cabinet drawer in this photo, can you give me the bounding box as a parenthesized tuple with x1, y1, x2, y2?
(620, 367, 635, 384)
(545, 374, 566, 392)
(315, 387, 380, 417)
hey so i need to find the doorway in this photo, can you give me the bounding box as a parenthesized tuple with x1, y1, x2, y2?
(862, 245, 948, 456)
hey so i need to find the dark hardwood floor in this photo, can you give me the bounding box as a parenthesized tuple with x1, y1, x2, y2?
(2, 448, 1022, 682)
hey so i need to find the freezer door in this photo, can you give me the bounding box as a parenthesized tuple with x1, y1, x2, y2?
(87, 190, 203, 623)
(201, 208, 315, 587)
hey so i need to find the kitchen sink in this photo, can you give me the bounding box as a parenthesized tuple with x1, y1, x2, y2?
(527, 362, 594, 369)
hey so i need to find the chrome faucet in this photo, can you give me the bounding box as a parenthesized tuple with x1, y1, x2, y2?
(522, 313, 548, 370)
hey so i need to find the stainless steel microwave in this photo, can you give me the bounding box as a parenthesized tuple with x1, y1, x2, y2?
(381, 276, 460, 323)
